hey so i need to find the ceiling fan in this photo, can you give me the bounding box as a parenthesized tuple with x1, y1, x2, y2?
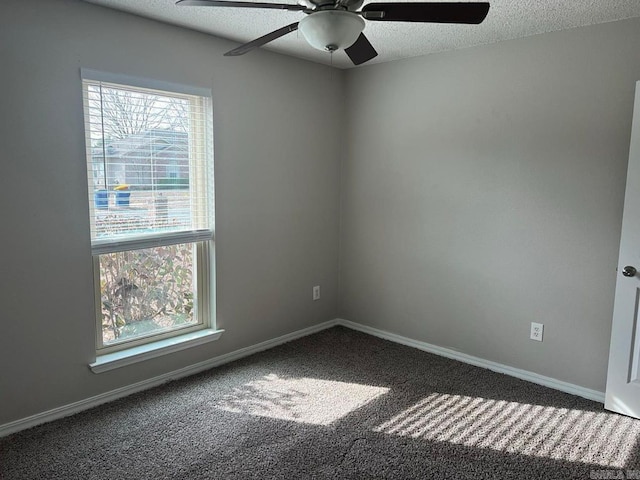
(176, 0, 489, 65)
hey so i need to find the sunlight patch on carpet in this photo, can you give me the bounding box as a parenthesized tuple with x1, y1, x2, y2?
(215, 374, 389, 425)
(374, 393, 640, 468)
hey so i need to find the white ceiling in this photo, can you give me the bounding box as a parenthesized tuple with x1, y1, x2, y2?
(84, 0, 640, 68)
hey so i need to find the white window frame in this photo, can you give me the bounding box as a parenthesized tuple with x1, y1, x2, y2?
(81, 69, 220, 367)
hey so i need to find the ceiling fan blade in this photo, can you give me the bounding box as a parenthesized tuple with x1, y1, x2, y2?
(345, 33, 378, 65)
(177, 0, 306, 12)
(224, 22, 299, 56)
(361, 2, 489, 24)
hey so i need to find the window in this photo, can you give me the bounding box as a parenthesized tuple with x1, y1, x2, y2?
(82, 71, 214, 355)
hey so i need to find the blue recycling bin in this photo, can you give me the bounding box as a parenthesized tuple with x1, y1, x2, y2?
(115, 191, 130, 207)
(94, 190, 108, 209)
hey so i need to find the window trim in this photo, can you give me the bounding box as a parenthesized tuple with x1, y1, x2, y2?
(89, 327, 225, 374)
(82, 70, 216, 359)
(80, 68, 212, 99)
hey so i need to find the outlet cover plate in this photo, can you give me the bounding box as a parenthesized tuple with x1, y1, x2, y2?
(530, 322, 544, 342)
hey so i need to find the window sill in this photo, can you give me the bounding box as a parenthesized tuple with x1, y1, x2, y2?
(89, 328, 224, 373)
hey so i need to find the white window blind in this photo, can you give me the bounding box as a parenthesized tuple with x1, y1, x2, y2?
(82, 75, 213, 252)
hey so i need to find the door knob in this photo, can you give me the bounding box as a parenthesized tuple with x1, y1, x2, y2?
(623, 266, 637, 277)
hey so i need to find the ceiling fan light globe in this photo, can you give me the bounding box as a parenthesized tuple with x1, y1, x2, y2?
(299, 11, 365, 52)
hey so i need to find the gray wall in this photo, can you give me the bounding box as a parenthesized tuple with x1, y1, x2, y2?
(340, 18, 640, 392)
(3, 0, 639, 427)
(0, 0, 343, 425)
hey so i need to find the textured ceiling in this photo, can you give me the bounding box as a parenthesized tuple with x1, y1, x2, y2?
(83, 0, 640, 68)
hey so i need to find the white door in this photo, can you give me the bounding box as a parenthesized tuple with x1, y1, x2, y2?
(605, 81, 640, 419)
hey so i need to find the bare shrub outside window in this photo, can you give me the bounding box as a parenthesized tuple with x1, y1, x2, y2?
(99, 243, 196, 345)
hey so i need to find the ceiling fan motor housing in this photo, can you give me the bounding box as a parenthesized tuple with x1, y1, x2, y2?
(299, 10, 365, 51)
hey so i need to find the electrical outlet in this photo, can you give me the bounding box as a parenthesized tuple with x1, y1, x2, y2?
(530, 322, 544, 342)
(313, 285, 320, 301)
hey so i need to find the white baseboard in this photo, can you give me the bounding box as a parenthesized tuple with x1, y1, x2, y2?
(1, 316, 605, 438)
(0, 319, 339, 438)
(336, 318, 605, 403)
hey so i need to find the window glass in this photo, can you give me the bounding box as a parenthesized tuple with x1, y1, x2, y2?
(82, 74, 213, 352)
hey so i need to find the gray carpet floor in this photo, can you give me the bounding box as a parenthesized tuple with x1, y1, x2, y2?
(2, 326, 640, 479)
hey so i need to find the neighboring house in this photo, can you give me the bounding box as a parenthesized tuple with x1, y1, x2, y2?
(92, 129, 189, 189)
